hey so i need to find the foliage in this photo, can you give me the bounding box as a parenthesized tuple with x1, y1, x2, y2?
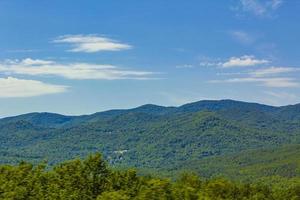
(1, 153, 300, 199)
(0, 100, 300, 180)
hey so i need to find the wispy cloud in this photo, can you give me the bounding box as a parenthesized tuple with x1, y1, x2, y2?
(210, 77, 299, 88)
(198, 56, 222, 67)
(217, 67, 300, 78)
(268, 0, 283, 10)
(263, 91, 298, 105)
(250, 67, 300, 77)
(200, 55, 269, 68)
(199, 61, 218, 67)
(264, 91, 297, 100)
(21, 58, 55, 65)
(229, 30, 255, 45)
(0, 58, 157, 80)
(6, 49, 38, 53)
(53, 34, 132, 53)
(221, 55, 269, 68)
(235, 0, 283, 17)
(0, 77, 68, 98)
(210, 63, 300, 88)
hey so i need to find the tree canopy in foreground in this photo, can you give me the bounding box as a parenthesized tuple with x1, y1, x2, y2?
(0, 153, 300, 200)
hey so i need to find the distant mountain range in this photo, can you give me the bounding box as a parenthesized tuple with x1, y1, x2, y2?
(1, 99, 300, 179)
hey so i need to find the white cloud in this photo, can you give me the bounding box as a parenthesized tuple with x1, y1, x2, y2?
(217, 66, 299, 77)
(0, 58, 156, 80)
(199, 55, 269, 68)
(250, 67, 300, 77)
(211, 64, 300, 88)
(21, 58, 55, 65)
(53, 35, 132, 53)
(237, 0, 283, 17)
(0, 77, 68, 98)
(221, 55, 269, 68)
(211, 77, 299, 88)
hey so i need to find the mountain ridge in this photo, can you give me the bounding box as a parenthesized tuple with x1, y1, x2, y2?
(0, 99, 293, 122)
(0, 99, 299, 179)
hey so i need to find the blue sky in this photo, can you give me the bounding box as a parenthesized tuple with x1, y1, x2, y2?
(0, 0, 300, 117)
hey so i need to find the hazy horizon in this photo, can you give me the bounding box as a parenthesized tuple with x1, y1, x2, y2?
(1, 98, 299, 119)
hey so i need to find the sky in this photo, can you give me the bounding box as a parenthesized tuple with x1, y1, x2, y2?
(0, 0, 300, 117)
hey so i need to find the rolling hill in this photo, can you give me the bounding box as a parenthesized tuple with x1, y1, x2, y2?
(0, 99, 299, 179)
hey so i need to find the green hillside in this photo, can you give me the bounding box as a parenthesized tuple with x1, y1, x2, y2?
(0, 100, 300, 180)
(171, 144, 300, 180)
(2, 153, 300, 200)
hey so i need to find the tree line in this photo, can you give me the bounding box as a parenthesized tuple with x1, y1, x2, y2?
(0, 153, 299, 199)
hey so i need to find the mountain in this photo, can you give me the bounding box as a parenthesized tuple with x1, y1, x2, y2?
(0, 99, 299, 179)
(173, 144, 300, 180)
(0, 112, 73, 128)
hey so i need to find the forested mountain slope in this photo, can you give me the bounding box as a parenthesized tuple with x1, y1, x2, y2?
(0, 99, 299, 179)
(172, 144, 300, 180)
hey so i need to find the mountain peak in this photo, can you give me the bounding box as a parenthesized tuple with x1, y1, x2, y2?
(130, 104, 174, 115)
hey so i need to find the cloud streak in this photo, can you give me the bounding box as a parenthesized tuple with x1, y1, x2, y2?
(53, 35, 132, 53)
(237, 0, 283, 17)
(209, 58, 300, 88)
(250, 67, 300, 77)
(210, 77, 299, 88)
(0, 58, 157, 80)
(0, 77, 68, 98)
(199, 55, 269, 68)
(221, 55, 269, 68)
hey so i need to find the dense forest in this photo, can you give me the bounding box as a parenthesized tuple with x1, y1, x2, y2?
(1, 100, 300, 179)
(1, 100, 300, 199)
(1, 153, 300, 200)
(2, 0, 300, 199)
